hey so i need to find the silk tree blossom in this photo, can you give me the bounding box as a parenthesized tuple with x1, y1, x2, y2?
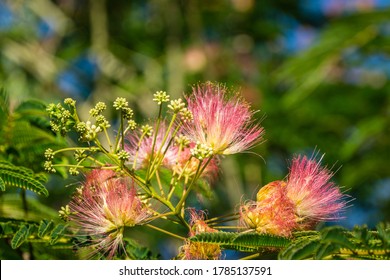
(126, 122, 178, 170)
(183, 82, 264, 155)
(240, 181, 297, 237)
(68, 170, 152, 259)
(180, 209, 221, 260)
(285, 154, 347, 225)
(240, 154, 347, 236)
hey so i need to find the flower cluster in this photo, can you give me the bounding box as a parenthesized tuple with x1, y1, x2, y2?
(240, 155, 347, 236)
(124, 83, 264, 185)
(46, 81, 349, 259)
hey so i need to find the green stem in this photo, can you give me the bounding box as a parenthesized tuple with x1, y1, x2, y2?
(155, 170, 165, 197)
(132, 131, 148, 170)
(53, 147, 92, 155)
(146, 114, 178, 181)
(174, 155, 214, 214)
(103, 127, 113, 152)
(174, 160, 202, 214)
(145, 224, 186, 240)
(114, 111, 124, 152)
(145, 105, 163, 179)
(240, 253, 260, 260)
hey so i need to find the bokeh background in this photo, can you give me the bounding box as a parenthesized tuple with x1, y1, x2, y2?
(0, 0, 389, 258)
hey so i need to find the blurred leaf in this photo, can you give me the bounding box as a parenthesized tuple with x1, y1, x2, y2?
(276, 9, 390, 108)
(0, 160, 48, 196)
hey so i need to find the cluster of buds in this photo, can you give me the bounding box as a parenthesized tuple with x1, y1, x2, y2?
(153, 91, 170, 104)
(114, 97, 133, 119)
(190, 142, 214, 161)
(76, 121, 102, 142)
(46, 100, 75, 136)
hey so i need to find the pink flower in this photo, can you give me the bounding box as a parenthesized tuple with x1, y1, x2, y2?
(126, 122, 178, 170)
(240, 181, 297, 237)
(239, 154, 348, 236)
(183, 82, 264, 155)
(285, 154, 347, 224)
(69, 170, 151, 259)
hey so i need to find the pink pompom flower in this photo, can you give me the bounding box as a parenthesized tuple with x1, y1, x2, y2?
(183, 82, 264, 155)
(69, 170, 152, 259)
(285, 154, 347, 225)
(240, 154, 348, 236)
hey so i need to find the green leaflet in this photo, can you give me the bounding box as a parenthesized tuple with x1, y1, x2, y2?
(320, 226, 354, 250)
(279, 237, 320, 260)
(123, 238, 160, 260)
(14, 99, 51, 131)
(38, 220, 54, 238)
(50, 224, 68, 245)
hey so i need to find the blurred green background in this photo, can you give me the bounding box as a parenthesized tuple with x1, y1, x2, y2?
(0, 0, 389, 258)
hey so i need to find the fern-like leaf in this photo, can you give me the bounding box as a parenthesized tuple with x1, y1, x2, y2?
(279, 237, 320, 260)
(14, 99, 51, 130)
(11, 224, 37, 249)
(1, 218, 71, 250)
(189, 232, 237, 245)
(233, 232, 290, 248)
(320, 226, 354, 250)
(0, 160, 48, 196)
(190, 231, 291, 254)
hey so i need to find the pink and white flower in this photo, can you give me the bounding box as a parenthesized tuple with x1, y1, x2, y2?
(183, 82, 264, 155)
(69, 170, 151, 259)
(240, 154, 348, 236)
(285, 154, 347, 224)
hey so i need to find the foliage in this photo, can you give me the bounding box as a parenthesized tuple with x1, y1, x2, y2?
(189, 224, 390, 260)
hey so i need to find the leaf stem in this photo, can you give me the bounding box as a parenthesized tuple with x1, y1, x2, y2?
(145, 224, 186, 240)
